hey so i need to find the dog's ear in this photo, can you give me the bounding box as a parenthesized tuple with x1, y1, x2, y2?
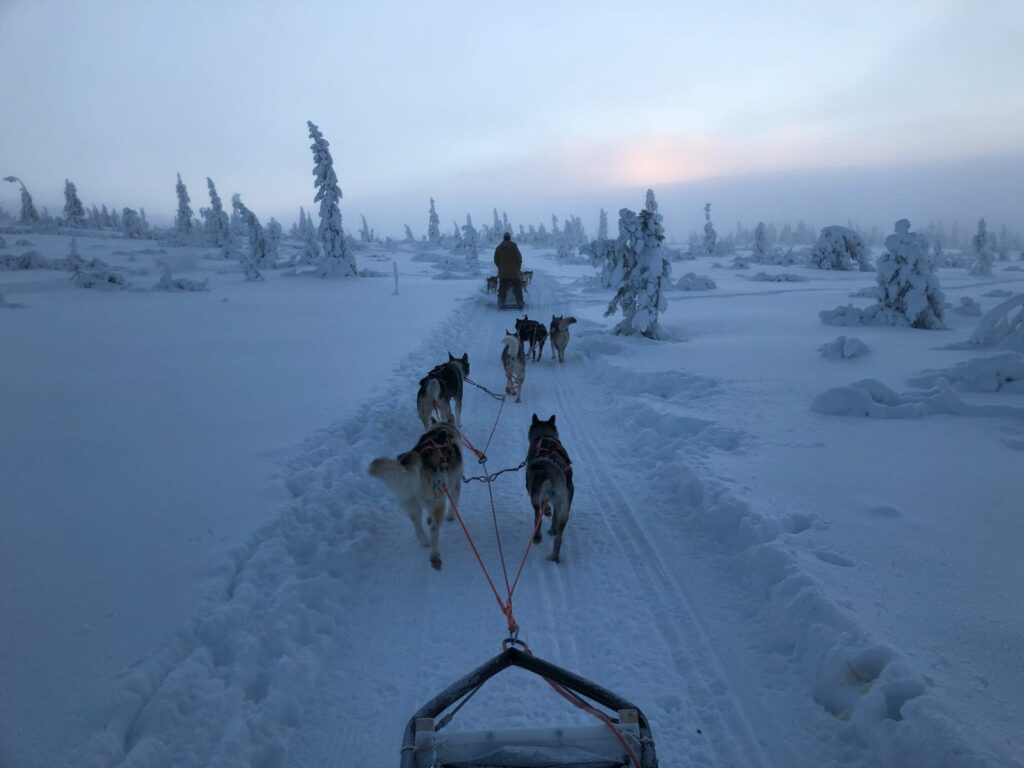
(531, 413, 539, 425)
(461, 353, 468, 363)
(448, 352, 455, 361)
(548, 414, 556, 425)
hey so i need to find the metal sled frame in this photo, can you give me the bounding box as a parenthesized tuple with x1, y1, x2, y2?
(400, 647, 659, 767)
(497, 277, 527, 310)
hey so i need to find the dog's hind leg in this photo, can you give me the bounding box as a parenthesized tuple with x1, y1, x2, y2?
(444, 475, 461, 522)
(549, 515, 567, 563)
(454, 395, 463, 428)
(427, 500, 445, 570)
(401, 497, 429, 547)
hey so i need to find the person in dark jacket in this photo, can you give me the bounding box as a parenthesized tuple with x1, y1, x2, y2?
(493, 232, 524, 309)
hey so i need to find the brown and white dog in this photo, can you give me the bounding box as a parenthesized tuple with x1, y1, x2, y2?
(368, 420, 463, 571)
(525, 414, 574, 563)
(501, 332, 526, 403)
(416, 353, 469, 431)
(549, 315, 577, 363)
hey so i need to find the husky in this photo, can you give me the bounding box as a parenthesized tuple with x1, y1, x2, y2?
(549, 315, 577, 363)
(525, 414, 574, 563)
(515, 315, 547, 362)
(486, 275, 498, 293)
(416, 353, 469, 431)
(368, 420, 463, 571)
(501, 331, 526, 403)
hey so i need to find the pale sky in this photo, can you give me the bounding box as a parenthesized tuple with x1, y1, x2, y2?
(1, 0, 1022, 238)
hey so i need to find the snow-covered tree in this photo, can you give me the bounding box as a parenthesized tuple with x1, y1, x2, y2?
(403, 224, 415, 243)
(231, 194, 268, 279)
(139, 207, 149, 231)
(876, 219, 945, 329)
(307, 121, 356, 277)
(173, 173, 194, 243)
(808, 225, 872, 271)
(203, 177, 233, 257)
(970, 218, 994, 276)
(266, 217, 282, 261)
(122, 208, 144, 238)
(450, 219, 463, 248)
(109, 206, 121, 230)
(359, 214, 374, 243)
(597, 208, 608, 241)
(3, 176, 40, 225)
(461, 214, 478, 254)
(502, 211, 511, 236)
(703, 203, 717, 256)
(428, 198, 441, 244)
(751, 222, 770, 262)
(63, 179, 85, 227)
(299, 208, 320, 265)
(606, 189, 671, 338)
(99, 204, 111, 228)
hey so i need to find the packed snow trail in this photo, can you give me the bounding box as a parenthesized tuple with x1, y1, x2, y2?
(70, 266, 1006, 768)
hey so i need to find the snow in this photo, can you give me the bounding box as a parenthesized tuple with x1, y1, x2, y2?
(2, 232, 1023, 767)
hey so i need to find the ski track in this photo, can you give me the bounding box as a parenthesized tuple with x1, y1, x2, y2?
(75, 267, 809, 767)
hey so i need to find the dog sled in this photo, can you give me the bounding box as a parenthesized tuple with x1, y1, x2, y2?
(489, 270, 532, 310)
(400, 643, 659, 767)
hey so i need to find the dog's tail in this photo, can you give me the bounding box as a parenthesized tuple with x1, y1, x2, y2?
(368, 452, 421, 496)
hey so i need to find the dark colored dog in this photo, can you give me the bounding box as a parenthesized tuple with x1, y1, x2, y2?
(549, 315, 577, 363)
(416, 353, 469, 431)
(515, 315, 547, 362)
(525, 414, 574, 563)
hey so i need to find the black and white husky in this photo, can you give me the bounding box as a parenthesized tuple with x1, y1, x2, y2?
(416, 353, 469, 431)
(549, 315, 577, 363)
(501, 332, 526, 403)
(368, 420, 463, 571)
(525, 414, 574, 563)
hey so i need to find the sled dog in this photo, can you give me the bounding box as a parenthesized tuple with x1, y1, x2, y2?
(416, 353, 469, 431)
(525, 414, 574, 563)
(515, 315, 547, 362)
(486, 275, 498, 293)
(368, 420, 463, 571)
(501, 332, 526, 404)
(549, 315, 577, 363)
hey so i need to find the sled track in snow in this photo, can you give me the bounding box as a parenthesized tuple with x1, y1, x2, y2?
(538, 358, 781, 768)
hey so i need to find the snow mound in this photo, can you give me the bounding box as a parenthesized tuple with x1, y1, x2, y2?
(0, 250, 51, 270)
(849, 286, 878, 298)
(982, 289, 1013, 298)
(819, 303, 905, 328)
(750, 271, 808, 282)
(908, 353, 1024, 393)
(70, 265, 130, 290)
(946, 295, 1024, 352)
(951, 297, 982, 316)
(0, 291, 27, 309)
(813, 378, 1024, 419)
(15, 238, 33, 246)
(677, 272, 716, 290)
(820, 336, 869, 359)
(152, 264, 209, 292)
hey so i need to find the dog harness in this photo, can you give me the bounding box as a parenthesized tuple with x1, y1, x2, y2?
(530, 437, 572, 482)
(414, 428, 459, 471)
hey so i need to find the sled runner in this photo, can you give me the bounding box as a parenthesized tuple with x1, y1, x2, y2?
(400, 644, 659, 767)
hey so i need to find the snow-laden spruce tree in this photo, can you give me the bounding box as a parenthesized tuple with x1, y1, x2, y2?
(450, 219, 463, 248)
(606, 189, 671, 338)
(231, 194, 267, 279)
(491, 208, 502, 243)
(876, 219, 945, 329)
(3, 176, 40, 225)
(204, 177, 233, 257)
(403, 224, 415, 243)
(703, 203, 717, 256)
(461, 214, 479, 254)
(299, 208, 320, 265)
(809, 225, 872, 271)
(751, 222, 770, 262)
(427, 198, 440, 244)
(109, 206, 121, 230)
(970, 218, 994, 276)
(266, 217, 282, 261)
(173, 173, 194, 243)
(502, 211, 511, 236)
(122, 208, 144, 238)
(597, 208, 609, 241)
(359, 214, 374, 243)
(307, 121, 357, 277)
(64, 180, 85, 227)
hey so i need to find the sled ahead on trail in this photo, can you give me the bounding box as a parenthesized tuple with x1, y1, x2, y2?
(400, 644, 659, 767)
(488, 270, 533, 309)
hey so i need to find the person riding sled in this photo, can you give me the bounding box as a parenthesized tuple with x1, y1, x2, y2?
(493, 232, 525, 309)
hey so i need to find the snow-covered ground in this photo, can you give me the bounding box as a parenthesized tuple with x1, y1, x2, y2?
(1, 232, 1022, 767)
